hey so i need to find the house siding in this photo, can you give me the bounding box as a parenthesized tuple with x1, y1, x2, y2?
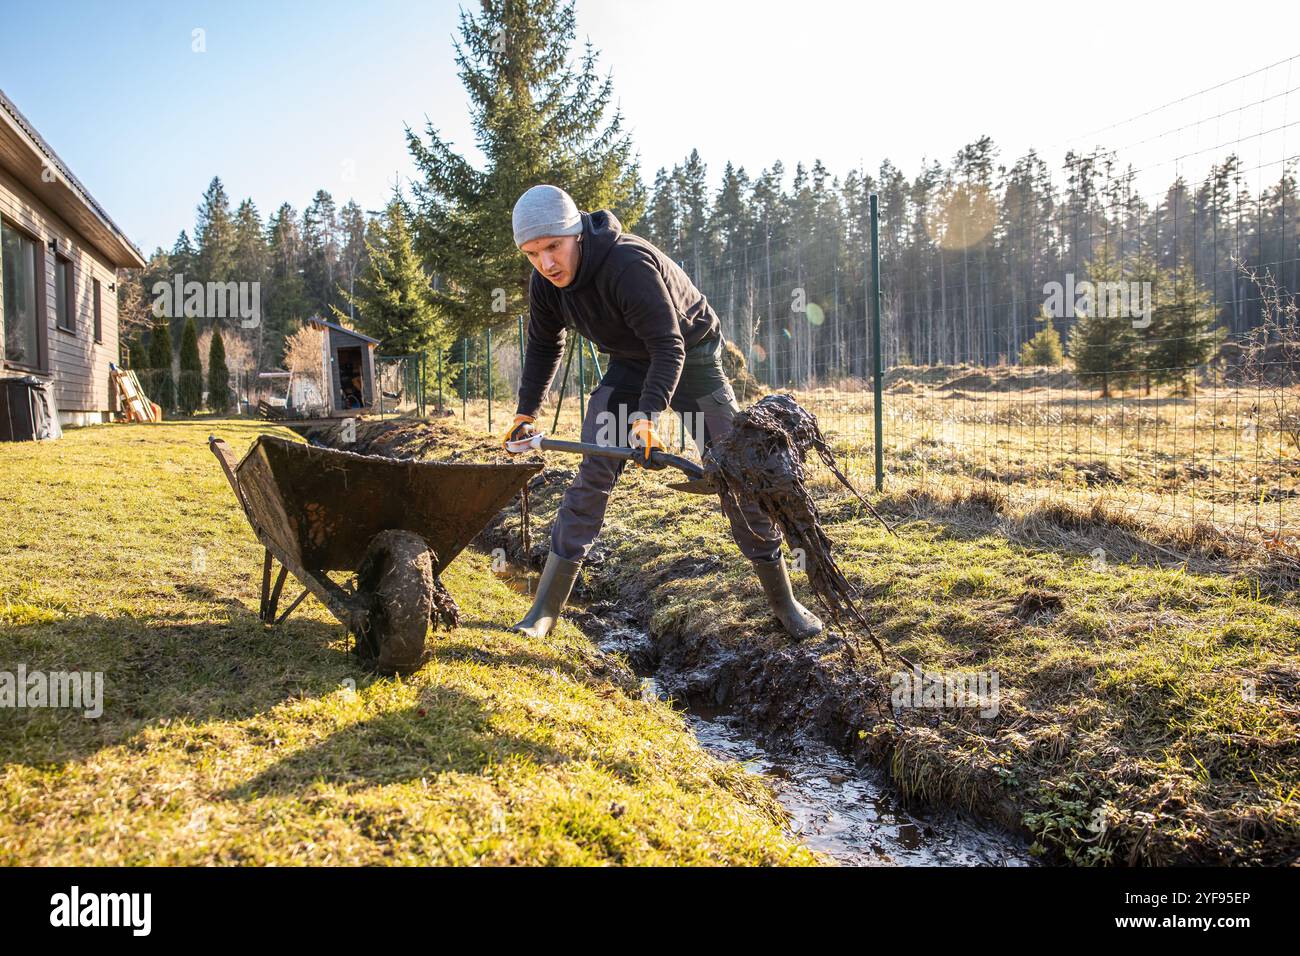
(0, 164, 119, 420)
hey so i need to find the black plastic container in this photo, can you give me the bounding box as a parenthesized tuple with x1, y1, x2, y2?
(0, 375, 61, 441)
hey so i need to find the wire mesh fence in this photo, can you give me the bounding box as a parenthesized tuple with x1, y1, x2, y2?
(672, 57, 1298, 547)
(375, 353, 426, 418)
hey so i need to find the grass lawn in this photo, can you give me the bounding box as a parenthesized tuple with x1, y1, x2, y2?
(0, 420, 815, 866)
(7, 407, 1295, 866)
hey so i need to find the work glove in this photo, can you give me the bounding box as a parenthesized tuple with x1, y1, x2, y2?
(502, 414, 537, 452)
(628, 416, 666, 467)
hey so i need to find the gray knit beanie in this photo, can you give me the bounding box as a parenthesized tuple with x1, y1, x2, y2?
(512, 185, 582, 247)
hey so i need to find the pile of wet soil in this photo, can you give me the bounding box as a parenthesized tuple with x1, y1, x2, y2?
(294, 416, 500, 461)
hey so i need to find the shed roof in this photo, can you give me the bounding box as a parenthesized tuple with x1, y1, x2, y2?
(307, 315, 380, 346)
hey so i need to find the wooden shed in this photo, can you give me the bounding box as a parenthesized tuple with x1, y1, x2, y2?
(307, 316, 378, 415)
(0, 87, 147, 426)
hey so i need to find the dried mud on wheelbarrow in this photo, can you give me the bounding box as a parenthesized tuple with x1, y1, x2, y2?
(210, 434, 541, 673)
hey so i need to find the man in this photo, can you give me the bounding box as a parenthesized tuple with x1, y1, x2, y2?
(502, 184, 822, 642)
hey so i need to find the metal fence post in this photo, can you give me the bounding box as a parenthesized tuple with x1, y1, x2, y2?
(869, 192, 884, 492)
(551, 336, 575, 433)
(586, 338, 603, 378)
(517, 314, 525, 373)
(577, 335, 586, 423)
(486, 327, 493, 434)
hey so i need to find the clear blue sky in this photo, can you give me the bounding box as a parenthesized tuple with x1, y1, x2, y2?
(2, 0, 1295, 255)
(1, 0, 475, 253)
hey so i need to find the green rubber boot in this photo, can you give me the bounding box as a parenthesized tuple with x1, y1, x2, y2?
(752, 555, 824, 641)
(511, 551, 582, 638)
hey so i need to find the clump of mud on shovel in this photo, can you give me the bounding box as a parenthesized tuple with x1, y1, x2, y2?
(703, 394, 906, 665)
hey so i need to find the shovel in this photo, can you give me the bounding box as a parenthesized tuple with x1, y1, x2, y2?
(505, 432, 720, 495)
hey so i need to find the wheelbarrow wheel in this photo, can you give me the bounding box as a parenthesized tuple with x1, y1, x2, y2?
(354, 529, 434, 674)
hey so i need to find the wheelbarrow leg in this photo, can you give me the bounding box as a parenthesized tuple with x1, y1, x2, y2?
(275, 588, 310, 625)
(267, 565, 289, 622)
(260, 550, 273, 620)
(259, 549, 289, 624)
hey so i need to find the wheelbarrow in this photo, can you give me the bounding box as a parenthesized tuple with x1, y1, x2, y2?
(210, 434, 541, 673)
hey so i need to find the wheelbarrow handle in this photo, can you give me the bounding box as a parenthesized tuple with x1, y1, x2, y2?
(209, 435, 253, 516)
(507, 432, 705, 481)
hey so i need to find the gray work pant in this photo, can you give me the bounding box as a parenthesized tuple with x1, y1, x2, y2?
(549, 336, 783, 563)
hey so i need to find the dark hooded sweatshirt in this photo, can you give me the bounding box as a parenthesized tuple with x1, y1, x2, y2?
(515, 210, 721, 418)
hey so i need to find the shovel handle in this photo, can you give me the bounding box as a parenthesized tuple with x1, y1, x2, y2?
(508, 433, 704, 480)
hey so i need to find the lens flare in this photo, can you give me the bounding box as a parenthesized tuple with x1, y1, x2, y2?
(805, 303, 825, 326)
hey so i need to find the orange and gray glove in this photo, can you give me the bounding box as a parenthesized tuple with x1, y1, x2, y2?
(628, 415, 666, 467)
(502, 414, 537, 452)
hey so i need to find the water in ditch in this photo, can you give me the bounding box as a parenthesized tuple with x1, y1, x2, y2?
(499, 566, 1033, 866)
(637, 674, 1033, 867)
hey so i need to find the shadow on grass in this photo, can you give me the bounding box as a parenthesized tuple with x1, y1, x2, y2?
(1, 598, 648, 792)
(221, 687, 574, 799)
(0, 601, 351, 769)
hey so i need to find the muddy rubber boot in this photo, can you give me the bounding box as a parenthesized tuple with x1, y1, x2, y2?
(511, 551, 582, 638)
(752, 555, 824, 641)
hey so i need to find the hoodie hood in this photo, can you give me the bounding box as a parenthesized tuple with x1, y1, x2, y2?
(515, 207, 722, 419)
(561, 209, 622, 294)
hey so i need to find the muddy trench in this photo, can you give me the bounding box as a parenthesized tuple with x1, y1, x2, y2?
(489, 534, 1033, 867)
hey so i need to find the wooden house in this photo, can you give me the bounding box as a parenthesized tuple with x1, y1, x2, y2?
(0, 88, 147, 426)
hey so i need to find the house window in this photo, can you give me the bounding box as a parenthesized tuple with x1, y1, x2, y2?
(93, 278, 102, 343)
(55, 254, 74, 333)
(1, 218, 43, 369)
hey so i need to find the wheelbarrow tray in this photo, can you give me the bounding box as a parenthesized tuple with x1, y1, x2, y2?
(211, 434, 540, 627)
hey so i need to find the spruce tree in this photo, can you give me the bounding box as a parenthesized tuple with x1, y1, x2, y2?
(231, 199, 268, 291)
(146, 318, 175, 412)
(170, 230, 196, 279)
(337, 200, 448, 356)
(675, 150, 710, 280)
(643, 167, 680, 252)
(1019, 307, 1065, 366)
(407, 0, 643, 331)
(263, 203, 309, 369)
(196, 177, 235, 283)
(178, 317, 203, 414)
(1067, 250, 1140, 397)
(338, 200, 370, 323)
(208, 326, 231, 413)
(1141, 265, 1220, 395)
(303, 190, 341, 316)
